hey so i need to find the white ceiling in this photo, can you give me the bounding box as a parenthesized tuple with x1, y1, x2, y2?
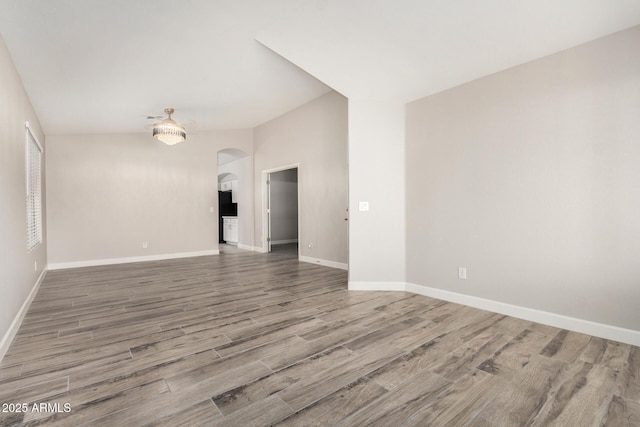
(1, 0, 639, 136)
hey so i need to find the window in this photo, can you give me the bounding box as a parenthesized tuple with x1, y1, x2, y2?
(25, 121, 43, 252)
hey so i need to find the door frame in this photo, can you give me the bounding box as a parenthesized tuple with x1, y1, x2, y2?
(261, 163, 300, 255)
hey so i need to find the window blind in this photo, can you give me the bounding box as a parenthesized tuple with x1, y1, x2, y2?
(26, 122, 43, 252)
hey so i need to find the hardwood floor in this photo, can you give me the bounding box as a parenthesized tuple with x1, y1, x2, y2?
(0, 246, 638, 426)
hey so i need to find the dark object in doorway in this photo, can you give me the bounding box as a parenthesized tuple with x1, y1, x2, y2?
(218, 191, 237, 243)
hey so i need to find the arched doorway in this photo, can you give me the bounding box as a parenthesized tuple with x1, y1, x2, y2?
(217, 149, 251, 252)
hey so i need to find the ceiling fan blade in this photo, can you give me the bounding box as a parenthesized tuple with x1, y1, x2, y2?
(141, 109, 196, 136)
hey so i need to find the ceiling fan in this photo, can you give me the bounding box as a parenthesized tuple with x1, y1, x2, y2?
(145, 108, 196, 146)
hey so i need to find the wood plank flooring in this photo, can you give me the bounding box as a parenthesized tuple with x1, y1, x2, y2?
(0, 244, 638, 426)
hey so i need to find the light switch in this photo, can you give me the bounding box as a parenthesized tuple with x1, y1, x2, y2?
(210, 207, 215, 213)
(359, 201, 369, 212)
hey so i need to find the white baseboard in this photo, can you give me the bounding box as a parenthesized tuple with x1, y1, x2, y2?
(272, 239, 299, 245)
(47, 249, 220, 270)
(299, 255, 348, 271)
(347, 281, 640, 347)
(0, 268, 47, 363)
(348, 281, 405, 291)
(237, 244, 254, 251)
(405, 282, 640, 347)
(253, 246, 267, 253)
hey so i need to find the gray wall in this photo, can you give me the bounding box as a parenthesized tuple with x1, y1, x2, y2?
(0, 36, 48, 352)
(46, 130, 252, 264)
(406, 26, 640, 331)
(270, 168, 298, 243)
(254, 91, 348, 263)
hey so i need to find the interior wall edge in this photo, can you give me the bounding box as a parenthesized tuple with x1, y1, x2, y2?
(0, 268, 47, 364)
(299, 256, 348, 271)
(347, 281, 640, 347)
(47, 250, 220, 271)
(347, 281, 406, 292)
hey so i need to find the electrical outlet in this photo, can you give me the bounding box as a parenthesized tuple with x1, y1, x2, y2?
(458, 267, 467, 280)
(142, 241, 148, 249)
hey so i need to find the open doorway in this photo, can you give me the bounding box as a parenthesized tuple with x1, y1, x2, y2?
(264, 166, 299, 256)
(217, 172, 238, 245)
(217, 148, 250, 253)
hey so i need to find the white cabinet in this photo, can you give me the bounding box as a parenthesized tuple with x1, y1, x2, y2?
(231, 179, 238, 203)
(222, 216, 238, 245)
(220, 179, 238, 203)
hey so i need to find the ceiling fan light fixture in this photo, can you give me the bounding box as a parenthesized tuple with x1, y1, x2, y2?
(153, 108, 186, 145)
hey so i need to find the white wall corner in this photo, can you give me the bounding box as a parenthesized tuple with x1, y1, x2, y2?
(47, 250, 220, 270)
(348, 281, 406, 291)
(347, 99, 406, 285)
(0, 268, 47, 363)
(299, 255, 348, 271)
(405, 282, 640, 347)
